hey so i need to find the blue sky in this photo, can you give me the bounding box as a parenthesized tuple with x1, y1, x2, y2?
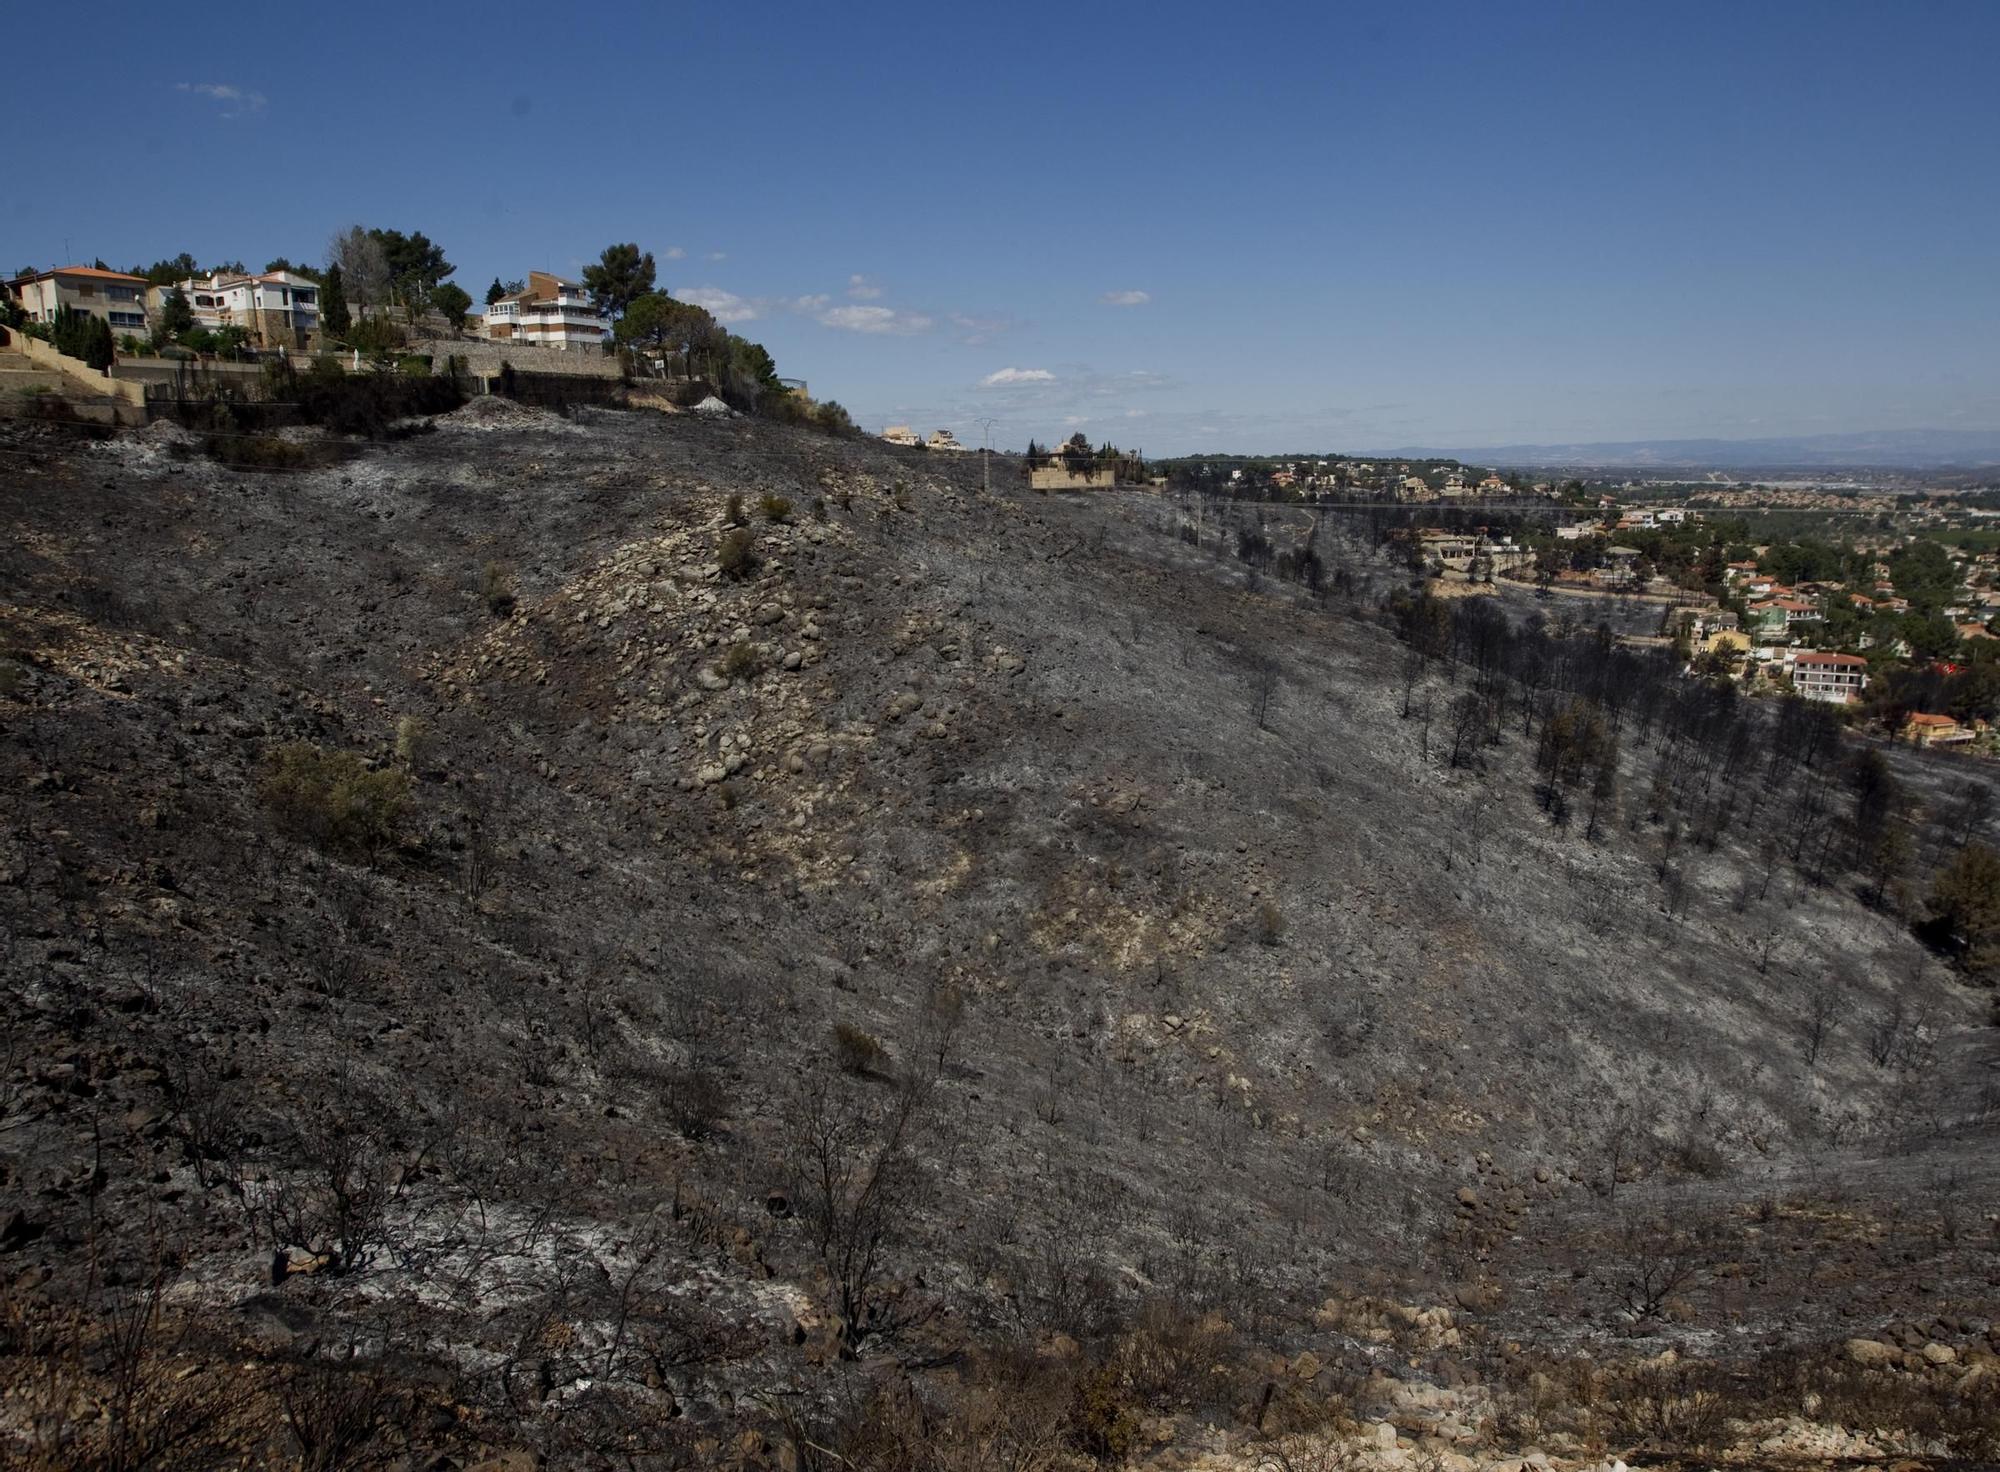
(6, 0, 1996, 454)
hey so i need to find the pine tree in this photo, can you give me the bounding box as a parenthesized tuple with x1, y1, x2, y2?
(157, 286, 195, 341)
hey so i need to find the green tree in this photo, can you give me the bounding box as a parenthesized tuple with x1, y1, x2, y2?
(1923, 841, 2000, 980)
(485, 277, 508, 307)
(1903, 612, 1960, 661)
(319, 265, 350, 336)
(431, 282, 473, 331)
(156, 286, 195, 342)
(583, 242, 656, 321)
(367, 229, 454, 314)
(615, 292, 718, 377)
(131, 253, 200, 287)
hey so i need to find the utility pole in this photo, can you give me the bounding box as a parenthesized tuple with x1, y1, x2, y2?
(975, 415, 1000, 495)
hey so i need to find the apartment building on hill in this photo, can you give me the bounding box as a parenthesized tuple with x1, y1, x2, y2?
(483, 272, 609, 351)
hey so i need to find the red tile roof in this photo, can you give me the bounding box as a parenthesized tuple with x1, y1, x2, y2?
(1794, 651, 1867, 667)
(8, 265, 148, 284)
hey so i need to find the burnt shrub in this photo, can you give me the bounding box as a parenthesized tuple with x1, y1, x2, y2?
(759, 494, 794, 524)
(200, 434, 337, 472)
(478, 561, 517, 618)
(260, 744, 410, 856)
(662, 1067, 730, 1141)
(718, 529, 759, 580)
(291, 369, 465, 438)
(832, 1022, 886, 1076)
(721, 641, 764, 682)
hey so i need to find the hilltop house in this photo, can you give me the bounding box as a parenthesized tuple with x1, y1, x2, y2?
(155, 270, 321, 349)
(880, 425, 921, 447)
(927, 429, 969, 452)
(483, 272, 608, 351)
(5, 266, 150, 336)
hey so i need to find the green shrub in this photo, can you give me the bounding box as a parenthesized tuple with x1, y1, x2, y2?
(718, 529, 759, 580)
(759, 494, 794, 524)
(393, 715, 429, 767)
(260, 743, 410, 855)
(811, 496, 828, 522)
(725, 492, 744, 526)
(832, 1021, 886, 1076)
(1254, 900, 1285, 946)
(1068, 1364, 1141, 1460)
(343, 313, 404, 357)
(721, 641, 764, 682)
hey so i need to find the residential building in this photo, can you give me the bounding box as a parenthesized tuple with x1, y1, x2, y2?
(1902, 712, 1972, 747)
(5, 266, 150, 335)
(926, 429, 969, 452)
(881, 425, 921, 446)
(1790, 650, 1868, 704)
(483, 271, 609, 351)
(154, 270, 321, 349)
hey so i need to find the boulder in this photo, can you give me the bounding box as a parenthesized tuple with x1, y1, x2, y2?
(1844, 1338, 1898, 1367)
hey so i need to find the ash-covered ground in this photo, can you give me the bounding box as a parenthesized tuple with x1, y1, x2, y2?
(0, 404, 1993, 1469)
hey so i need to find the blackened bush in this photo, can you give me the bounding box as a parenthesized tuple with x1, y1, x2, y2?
(759, 494, 794, 523)
(202, 434, 324, 471)
(832, 1021, 886, 1076)
(478, 561, 517, 617)
(293, 370, 465, 438)
(662, 1067, 730, 1140)
(721, 641, 764, 681)
(718, 529, 759, 580)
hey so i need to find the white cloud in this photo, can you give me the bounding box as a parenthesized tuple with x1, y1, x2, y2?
(706, 251, 728, 262)
(790, 293, 831, 311)
(1100, 289, 1150, 307)
(847, 274, 884, 300)
(663, 246, 687, 260)
(674, 286, 760, 324)
(177, 81, 267, 117)
(818, 304, 932, 335)
(981, 367, 1056, 387)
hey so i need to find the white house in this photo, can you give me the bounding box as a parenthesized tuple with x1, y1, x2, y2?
(156, 270, 321, 348)
(1789, 650, 1869, 705)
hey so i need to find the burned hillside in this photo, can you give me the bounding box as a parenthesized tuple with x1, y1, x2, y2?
(0, 406, 1995, 1469)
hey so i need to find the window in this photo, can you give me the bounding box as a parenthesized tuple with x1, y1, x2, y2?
(107, 285, 138, 302)
(109, 312, 145, 328)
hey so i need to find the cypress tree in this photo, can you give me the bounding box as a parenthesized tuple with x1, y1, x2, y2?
(320, 264, 350, 336)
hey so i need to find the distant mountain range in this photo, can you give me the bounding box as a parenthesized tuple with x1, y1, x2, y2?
(1387, 429, 2000, 471)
